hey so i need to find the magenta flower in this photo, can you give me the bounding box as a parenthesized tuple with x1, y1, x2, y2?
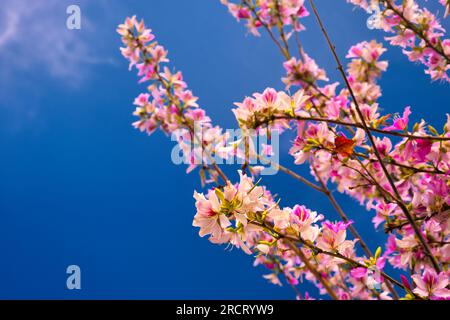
(350, 267, 367, 279)
(237, 7, 251, 19)
(384, 106, 411, 132)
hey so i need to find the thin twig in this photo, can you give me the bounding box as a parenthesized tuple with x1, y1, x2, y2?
(257, 154, 324, 192)
(255, 114, 450, 142)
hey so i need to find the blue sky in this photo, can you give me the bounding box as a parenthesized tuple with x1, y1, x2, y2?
(0, 0, 449, 299)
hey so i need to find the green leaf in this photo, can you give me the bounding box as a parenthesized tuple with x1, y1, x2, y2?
(214, 188, 225, 202)
(375, 246, 382, 260)
(428, 125, 439, 136)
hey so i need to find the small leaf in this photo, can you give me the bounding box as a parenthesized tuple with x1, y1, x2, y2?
(334, 134, 355, 157)
(214, 188, 225, 202)
(428, 125, 439, 136)
(375, 246, 382, 260)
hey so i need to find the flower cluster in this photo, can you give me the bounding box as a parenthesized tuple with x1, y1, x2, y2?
(193, 171, 269, 253)
(282, 53, 329, 88)
(118, 16, 200, 135)
(346, 40, 388, 83)
(282, 41, 387, 120)
(231, 39, 449, 297)
(118, 16, 233, 178)
(221, 0, 309, 36)
(347, 0, 450, 82)
(119, 0, 450, 300)
(241, 90, 450, 276)
(193, 171, 393, 299)
(345, 40, 387, 106)
(233, 87, 310, 131)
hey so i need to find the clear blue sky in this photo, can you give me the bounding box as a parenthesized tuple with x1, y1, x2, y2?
(0, 0, 449, 299)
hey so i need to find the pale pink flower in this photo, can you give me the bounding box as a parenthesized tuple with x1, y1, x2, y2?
(133, 93, 150, 107)
(290, 205, 322, 242)
(316, 220, 353, 252)
(193, 190, 231, 240)
(263, 273, 282, 286)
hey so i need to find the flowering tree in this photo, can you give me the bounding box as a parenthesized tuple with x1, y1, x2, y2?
(117, 0, 450, 300)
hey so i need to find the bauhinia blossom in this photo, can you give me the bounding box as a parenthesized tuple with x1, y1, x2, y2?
(411, 268, 450, 299)
(192, 170, 393, 299)
(283, 54, 329, 88)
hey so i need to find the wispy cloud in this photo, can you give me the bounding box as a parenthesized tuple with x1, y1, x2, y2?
(0, 0, 120, 134)
(0, 0, 115, 87)
(0, 9, 19, 46)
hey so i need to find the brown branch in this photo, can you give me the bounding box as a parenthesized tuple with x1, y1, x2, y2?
(284, 240, 339, 300)
(254, 114, 450, 142)
(384, 212, 439, 233)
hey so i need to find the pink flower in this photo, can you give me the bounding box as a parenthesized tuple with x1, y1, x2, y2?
(192, 190, 231, 240)
(372, 202, 398, 229)
(263, 274, 282, 286)
(133, 93, 150, 107)
(347, 0, 450, 82)
(374, 136, 392, 155)
(346, 40, 388, 82)
(232, 88, 309, 131)
(282, 54, 328, 88)
(412, 269, 450, 299)
(414, 139, 432, 162)
(384, 106, 411, 131)
(237, 7, 251, 19)
(260, 88, 279, 105)
(223, 0, 309, 36)
(350, 267, 367, 279)
(136, 63, 156, 83)
(317, 220, 354, 252)
(290, 205, 322, 242)
(400, 275, 412, 292)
